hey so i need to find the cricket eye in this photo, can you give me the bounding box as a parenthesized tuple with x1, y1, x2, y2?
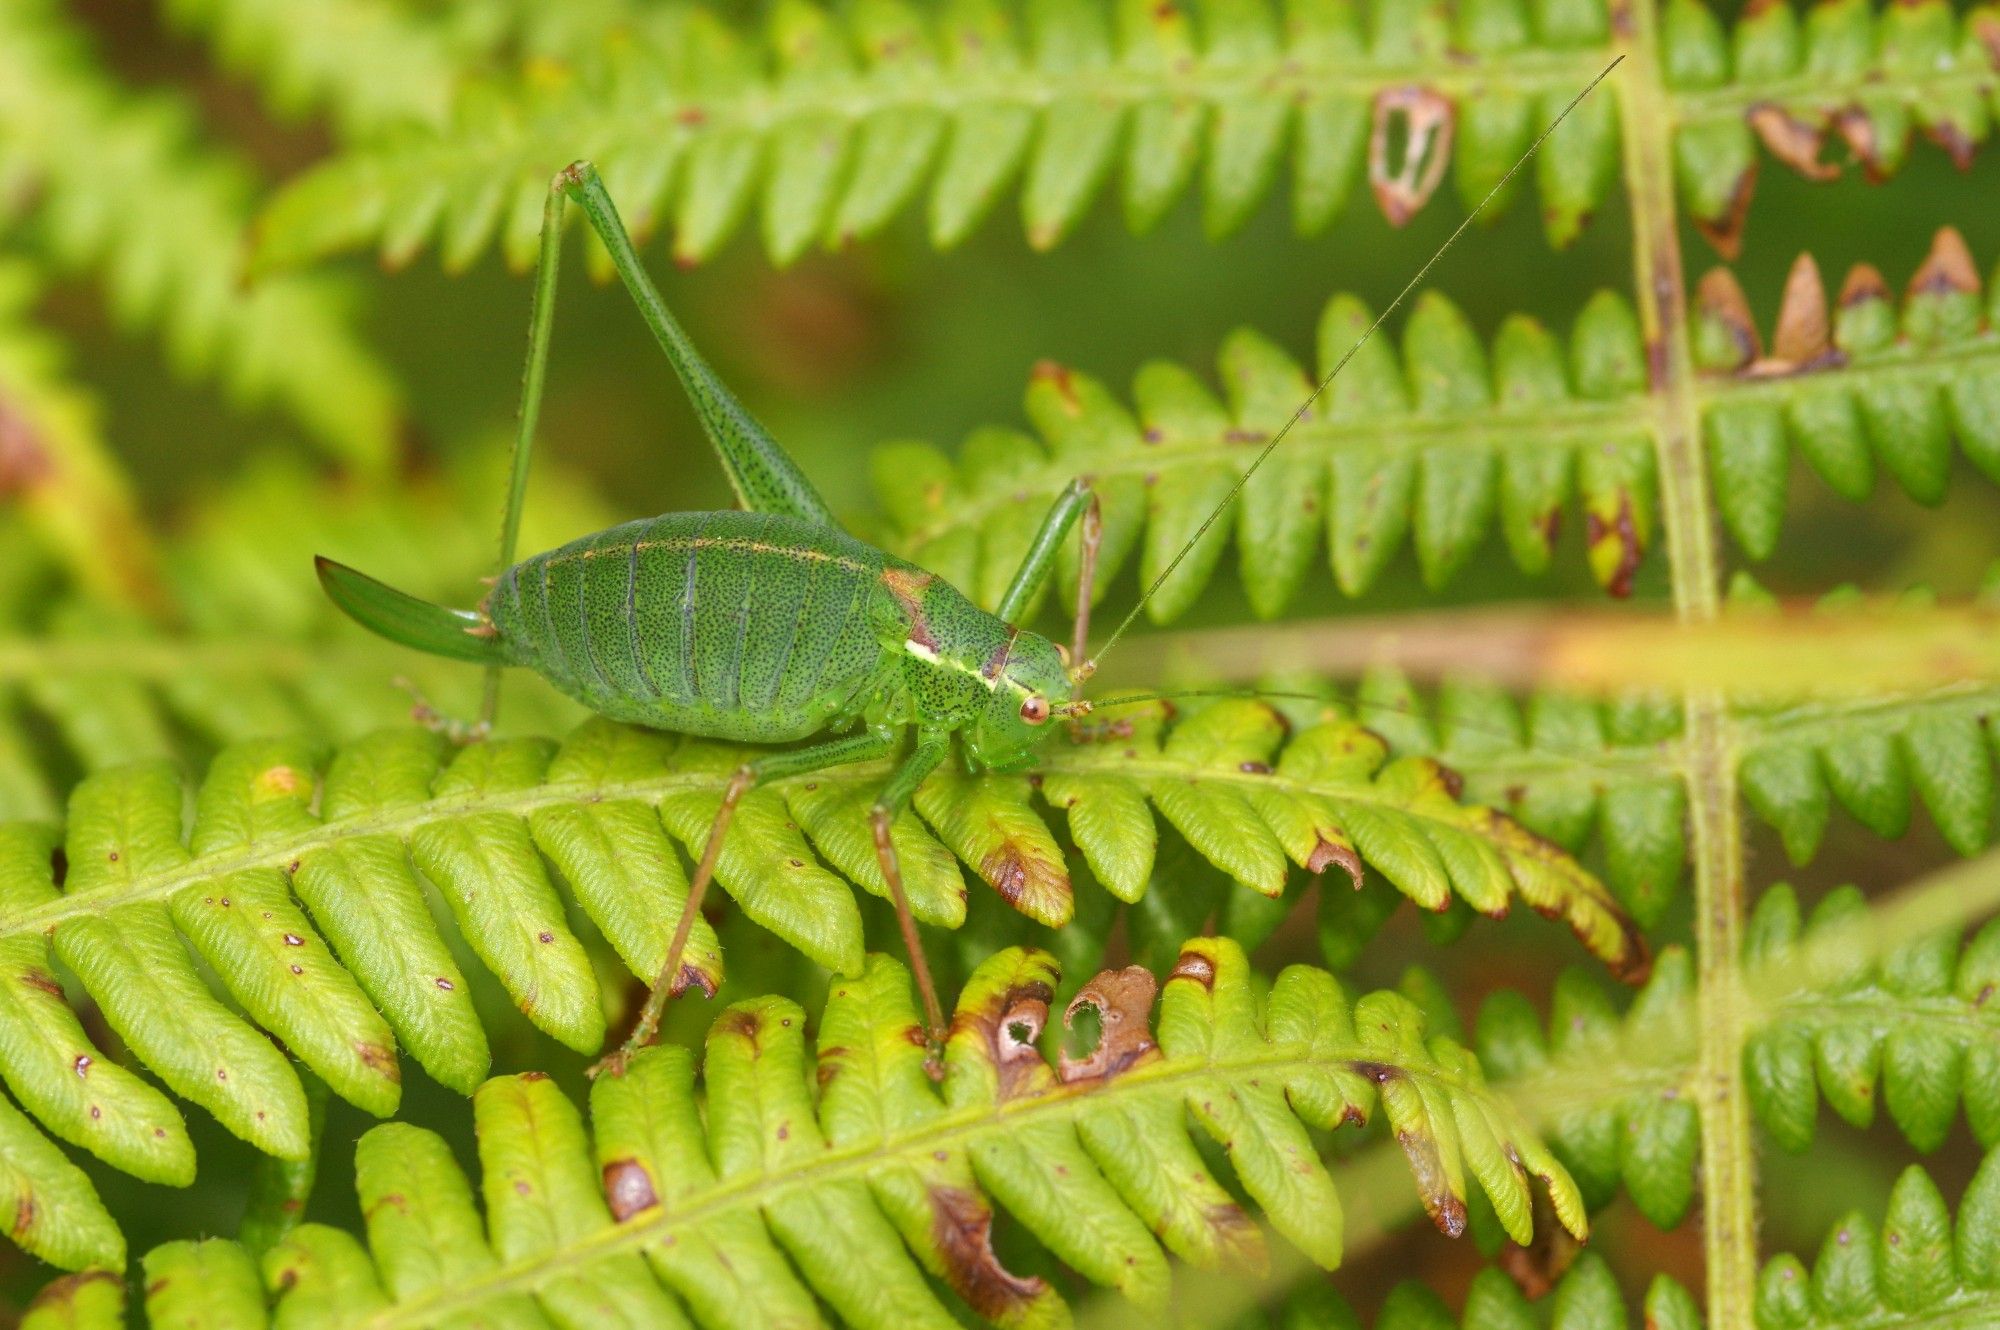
(1019, 695, 1051, 725)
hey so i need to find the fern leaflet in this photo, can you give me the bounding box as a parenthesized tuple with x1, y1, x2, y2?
(23, 940, 1586, 1323)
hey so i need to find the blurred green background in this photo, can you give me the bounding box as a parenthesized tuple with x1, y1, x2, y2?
(7, 0, 2000, 1321)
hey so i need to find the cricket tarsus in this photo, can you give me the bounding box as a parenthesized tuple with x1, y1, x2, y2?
(1086, 54, 1627, 673)
(322, 57, 1631, 1071)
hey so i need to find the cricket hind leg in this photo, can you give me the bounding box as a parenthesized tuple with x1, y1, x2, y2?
(589, 730, 897, 1079)
(555, 162, 839, 528)
(483, 161, 842, 730)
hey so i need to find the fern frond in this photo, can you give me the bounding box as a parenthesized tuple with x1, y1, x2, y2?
(0, 262, 161, 614)
(157, 0, 463, 136)
(873, 226, 2000, 618)
(0, 453, 608, 818)
(0, 0, 398, 468)
(253, 0, 2000, 274)
(876, 285, 1659, 610)
(1303, 631, 2000, 940)
(0, 699, 1630, 1169)
(1742, 882, 2000, 1157)
(1695, 227, 2000, 559)
(1666, 0, 2000, 256)
(1755, 1149, 2000, 1330)
(254, 0, 1628, 274)
(24, 941, 1585, 1317)
(1480, 890, 2000, 1230)
(1215, 1253, 1694, 1330)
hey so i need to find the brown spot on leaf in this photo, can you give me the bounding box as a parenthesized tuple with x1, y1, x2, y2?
(1748, 103, 1839, 181)
(1059, 966, 1159, 1083)
(929, 1186, 1048, 1318)
(1369, 86, 1454, 226)
(1307, 837, 1365, 890)
(357, 1042, 400, 1079)
(980, 847, 1030, 906)
(19, 969, 62, 999)
(1238, 760, 1272, 775)
(72, 1054, 90, 1078)
(1205, 1200, 1269, 1272)
(258, 765, 303, 796)
(957, 980, 1054, 1101)
(713, 1008, 763, 1048)
(10, 1193, 32, 1239)
(1585, 493, 1643, 599)
(603, 1158, 659, 1221)
(1435, 763, 1463, 800)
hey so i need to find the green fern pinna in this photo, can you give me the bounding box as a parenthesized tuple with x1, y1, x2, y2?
(318, 161, 1107, 1063)
(317, 66, 1616, 1070)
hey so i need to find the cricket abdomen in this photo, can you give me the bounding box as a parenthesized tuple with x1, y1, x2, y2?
(488, 510, 895, 743)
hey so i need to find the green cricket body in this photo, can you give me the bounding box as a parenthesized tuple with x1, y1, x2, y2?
(489, 509, 1073, 767)
(319, 509, 1074, 772)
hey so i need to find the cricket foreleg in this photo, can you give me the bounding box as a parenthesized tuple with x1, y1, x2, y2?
(868, 728, 954, 1070)
(590, 731, 896, 1078)
(994, 478, 1100, 675)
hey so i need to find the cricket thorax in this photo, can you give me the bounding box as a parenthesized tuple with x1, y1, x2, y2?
(876, 563, 1072, 765)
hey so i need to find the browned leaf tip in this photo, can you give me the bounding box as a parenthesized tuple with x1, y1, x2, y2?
(1830, 106, 1898, 183)
(1748, 103, 1840, 182)
(1607, 911, 1654, 987)
(1370, 86, 1454, 228)
(1059, 966, 1159, 1084)
(1169, 948, 1218, 991)
(1769, 252, 1834, 369)
(0, 395, 52, 499)
(1029, 359, 1080, 412)
(1976, 11, 2000, 69)
(929, 1186, 1049, 1319)
(1307, 836, 1365, 890)
(1497, 1177, 1582, 1298)
(1838, 261, 1891, 310)
(1690, 160, 1758, 261)
(1694, 268, 1761, 371)
(670, 959, 720, 1000)
(1396, 1128, 1468, 1238)
(1910, 226, 1981, 300)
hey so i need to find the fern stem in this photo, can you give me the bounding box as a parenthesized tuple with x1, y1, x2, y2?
(1616, 2, 1758, 1323)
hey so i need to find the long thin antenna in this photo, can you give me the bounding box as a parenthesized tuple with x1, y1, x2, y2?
(1086, 55, 1625, 669)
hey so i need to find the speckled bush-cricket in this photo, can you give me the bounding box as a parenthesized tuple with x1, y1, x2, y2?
(315, 60, 1621, 1071)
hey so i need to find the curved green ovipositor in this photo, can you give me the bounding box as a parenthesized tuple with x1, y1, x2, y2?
(314, 557, 508, 666)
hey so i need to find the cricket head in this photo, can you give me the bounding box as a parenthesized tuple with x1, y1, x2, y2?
(965, 628, 1075, 772)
